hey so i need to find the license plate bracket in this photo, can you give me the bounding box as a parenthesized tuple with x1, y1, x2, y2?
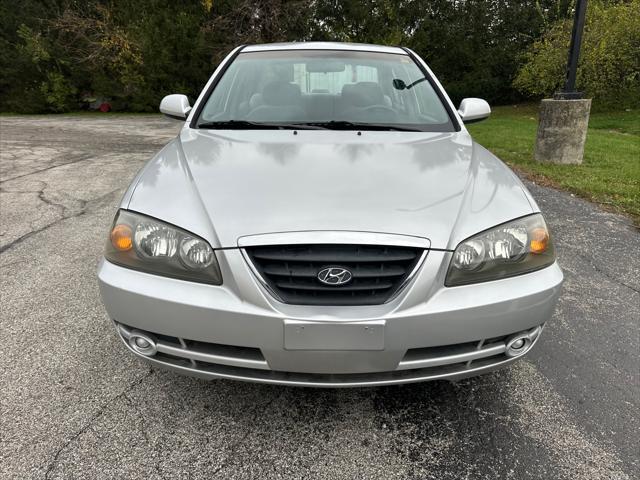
(283, 319, 385, 351)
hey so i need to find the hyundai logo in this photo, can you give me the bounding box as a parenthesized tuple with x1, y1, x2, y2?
(317, 267, 353, 286)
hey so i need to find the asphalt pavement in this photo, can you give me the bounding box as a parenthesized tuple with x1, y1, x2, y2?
(1, 115, 638, 479)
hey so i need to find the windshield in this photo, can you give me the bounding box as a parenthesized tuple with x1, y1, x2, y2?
(195, 50, 455, 132)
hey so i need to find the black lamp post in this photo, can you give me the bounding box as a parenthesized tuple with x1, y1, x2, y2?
(554, 0, 588, 100)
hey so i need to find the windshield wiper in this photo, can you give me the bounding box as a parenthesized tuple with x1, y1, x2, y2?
(393, 77, 428, 90)
(198, 120, 420, 132)
(306, 121, 422, 132)
(197, 120, 326, 130)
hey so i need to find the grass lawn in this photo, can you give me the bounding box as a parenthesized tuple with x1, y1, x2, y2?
(468, 104, 640, 226)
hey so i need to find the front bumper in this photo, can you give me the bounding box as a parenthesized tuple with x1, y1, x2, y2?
(98, 249, 563, 387)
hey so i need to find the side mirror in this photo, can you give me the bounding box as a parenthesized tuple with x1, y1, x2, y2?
(160, 94, 192, 120)
(458, 98, 491, 124)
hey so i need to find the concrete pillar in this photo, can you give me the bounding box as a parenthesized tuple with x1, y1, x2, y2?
(534, 99, 591, 164)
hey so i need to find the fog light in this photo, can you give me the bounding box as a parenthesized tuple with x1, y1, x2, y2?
(505, 332, 534, 358)
(128, 331, 157, 356)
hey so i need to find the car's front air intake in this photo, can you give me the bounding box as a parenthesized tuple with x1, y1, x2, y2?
(245, 244, 425, 306)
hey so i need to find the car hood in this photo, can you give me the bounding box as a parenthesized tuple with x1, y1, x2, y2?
(126, 129, 536, 250)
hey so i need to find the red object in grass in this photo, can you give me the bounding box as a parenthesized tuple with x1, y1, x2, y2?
(99, 102, 111, 112)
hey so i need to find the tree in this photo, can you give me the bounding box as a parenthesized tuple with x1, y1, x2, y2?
(514, 0, 640, 109)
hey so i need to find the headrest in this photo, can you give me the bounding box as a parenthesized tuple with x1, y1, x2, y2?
(249, 93, 263, 110)
(341, 82, 385, 107)
(262, 82, 301, 106)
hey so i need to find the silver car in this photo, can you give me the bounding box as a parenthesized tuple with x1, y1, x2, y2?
(98, 42, 563, 387)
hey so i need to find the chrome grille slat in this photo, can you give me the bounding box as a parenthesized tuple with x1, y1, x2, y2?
(245, 244, 424, 306)
(178, 337, 197, 368)
(398, 341, 506, 371)
(118, 323, 269, 370)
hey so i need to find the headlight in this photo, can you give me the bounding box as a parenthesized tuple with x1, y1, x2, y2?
(445, 214, 555, 286)
(105, 210, 222, 285)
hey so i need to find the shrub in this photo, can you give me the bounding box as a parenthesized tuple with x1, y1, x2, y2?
(40, 71, 78, 112)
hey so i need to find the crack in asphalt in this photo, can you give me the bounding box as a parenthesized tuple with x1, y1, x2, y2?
(43, 369, 154, 480)
(122, 393, 168, 480)
(0, 213, 83, 255)
(209, 392, 283, 478)
(0, 187, 120, 254)
(122, 394, 152, 445)
(37, 189, 67, 215)
(573, 251, 640, 294)
(0, 154, 95, 184)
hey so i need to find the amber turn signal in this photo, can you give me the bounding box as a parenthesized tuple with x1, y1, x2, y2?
(111, 224, 133, 251)
(530, 227, 549, 254)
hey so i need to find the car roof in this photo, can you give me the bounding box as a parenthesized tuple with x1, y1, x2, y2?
(242, 42, 408, 55)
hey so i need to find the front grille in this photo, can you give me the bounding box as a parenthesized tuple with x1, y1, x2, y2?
(245, 244, 424, 306)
